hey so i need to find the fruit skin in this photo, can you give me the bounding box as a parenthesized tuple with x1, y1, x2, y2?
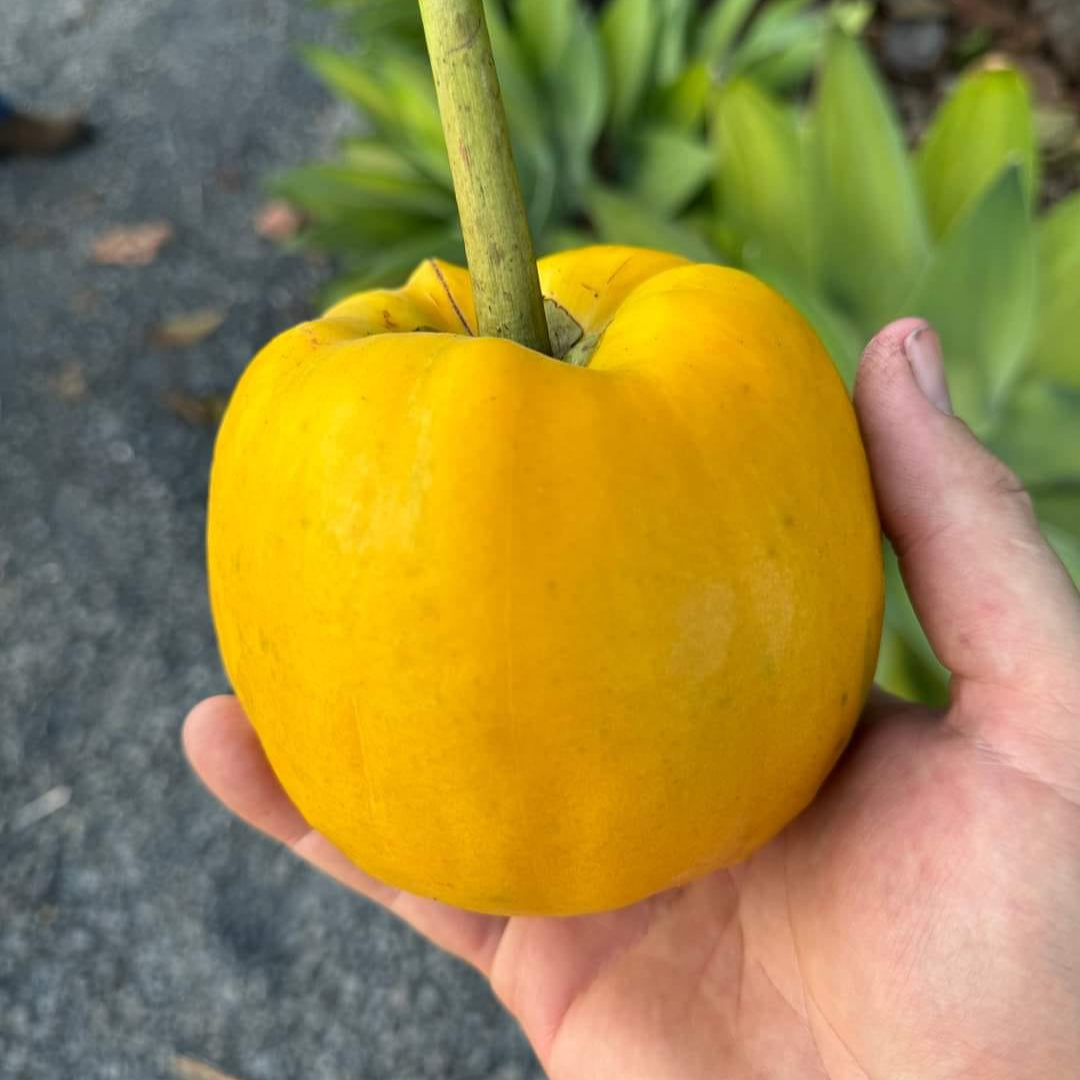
(207, 244, 883, 916)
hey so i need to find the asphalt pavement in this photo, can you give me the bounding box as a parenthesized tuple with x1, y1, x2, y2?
(0, 1, 543, 1077)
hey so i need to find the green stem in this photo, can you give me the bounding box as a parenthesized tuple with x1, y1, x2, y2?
(418, 0, 551, 355)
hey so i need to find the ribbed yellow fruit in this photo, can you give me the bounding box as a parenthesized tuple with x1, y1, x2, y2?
(207, 245, 884, 916)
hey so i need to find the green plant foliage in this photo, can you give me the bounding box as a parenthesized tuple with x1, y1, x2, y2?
(730, 44, 1076, 702)
(586, 185, 718, 261)
(631, 125, 715, 215)
(281, 0, 1080, 706)
(882, 548, 949, 708)
(903, 167, 1037, 431)
(916, 67, 1037, 240)
(699, 0, 759, 68)
(990, 380, 1080, 489)
(599, 0, 659, 131)
(712, 77, 808, 275)
(1031, 191, 1080, 389)
(810, 30, 929, 330)
(281, 0, 849, 277)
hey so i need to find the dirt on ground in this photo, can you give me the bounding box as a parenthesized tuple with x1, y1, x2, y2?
(870, 0, 1080, 202)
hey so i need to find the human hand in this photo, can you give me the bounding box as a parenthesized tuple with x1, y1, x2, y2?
(184, 319, 1080, 1079)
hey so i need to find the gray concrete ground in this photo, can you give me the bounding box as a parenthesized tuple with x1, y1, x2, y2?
(0, 2, 542, 1077)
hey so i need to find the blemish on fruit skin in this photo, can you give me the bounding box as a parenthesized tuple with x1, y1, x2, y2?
(546, 579, 559, 597)
(606, 255, 634, 285)
(782, 512, 796, 529)
(382, 309, 398, 330)
(841, 690, 849, 706)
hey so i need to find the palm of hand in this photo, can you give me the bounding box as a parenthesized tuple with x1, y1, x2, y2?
(518, 688, 1079, 1080)
(185, 322, 1080, 1079)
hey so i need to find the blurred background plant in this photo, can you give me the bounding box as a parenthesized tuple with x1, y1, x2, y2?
(275, 0, 1080, 707)
(276, 0, 876, 287)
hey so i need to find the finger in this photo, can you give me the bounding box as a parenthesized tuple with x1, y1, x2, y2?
(183, 696, 507, 975)
(853, 319, 1080, 701)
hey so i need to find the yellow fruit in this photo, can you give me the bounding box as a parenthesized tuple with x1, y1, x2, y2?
(208, 245, 883, 915)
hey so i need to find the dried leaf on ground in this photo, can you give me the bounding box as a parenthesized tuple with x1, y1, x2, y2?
(170, 1055, 249, 1080)
(49, 362, 88, 401)
(90, 221, 174, 266)
(254, 199, 305, 241)
(149, 309, 226, 349)
(163, 390, 228, 427)
(12, 786, 72, 830)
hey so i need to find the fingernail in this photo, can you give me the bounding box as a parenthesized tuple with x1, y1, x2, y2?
(903, 326, 953, 415)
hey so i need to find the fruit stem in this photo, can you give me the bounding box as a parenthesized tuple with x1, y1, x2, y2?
(418, 0, 552, 355)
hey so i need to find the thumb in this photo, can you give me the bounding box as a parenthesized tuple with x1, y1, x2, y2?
(853, 319, 1080, 697)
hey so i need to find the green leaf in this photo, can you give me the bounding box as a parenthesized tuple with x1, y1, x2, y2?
(586, 186, 718, 262)
(656, 61, 711, 130)
(882, 545, 949, 707)
(875, 626, 947, 707)
(712, 78, 809, 278)
(916, 66, 1037, 241)
(540, 226, 597, 254)
(654, 0, 697, 85)
(734, 0, 872, 92)
(829, 0, 875, 36)
(810, 31, 929, 330)
(549, 8, 608, 198)
(988, 379, 1080, 487)
(631, 125, 714, 216)
(484, 1, 547, 150)
(738, 30, 824, 93)
(903, 167, 1036, 432)
(600, 0, 659, 130)
(1034, 487, 1080, 539)
(483, 1, 558, 229)
(319, 0, 423, 43)
(301, 210, 439, 254)
(321, 225, 464, 300)
(379, 52, 449, 172)
(1044, 523, 1080, 584)
(302, 46, 451, 185)
(338, 137, 439, 184)
(698, 0, 760, 66)
(513, 0, 576, 77)
(729, 4, 825, 90)
(302, 45, 399, 129)
(1030, 190, 1080, 388)
(272, 163, 454, 220)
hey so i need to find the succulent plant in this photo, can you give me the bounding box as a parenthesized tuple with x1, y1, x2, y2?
(709, 38, 1080, 702)
(277, 0, 872, 294)
(277, 1, 1080, 705)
